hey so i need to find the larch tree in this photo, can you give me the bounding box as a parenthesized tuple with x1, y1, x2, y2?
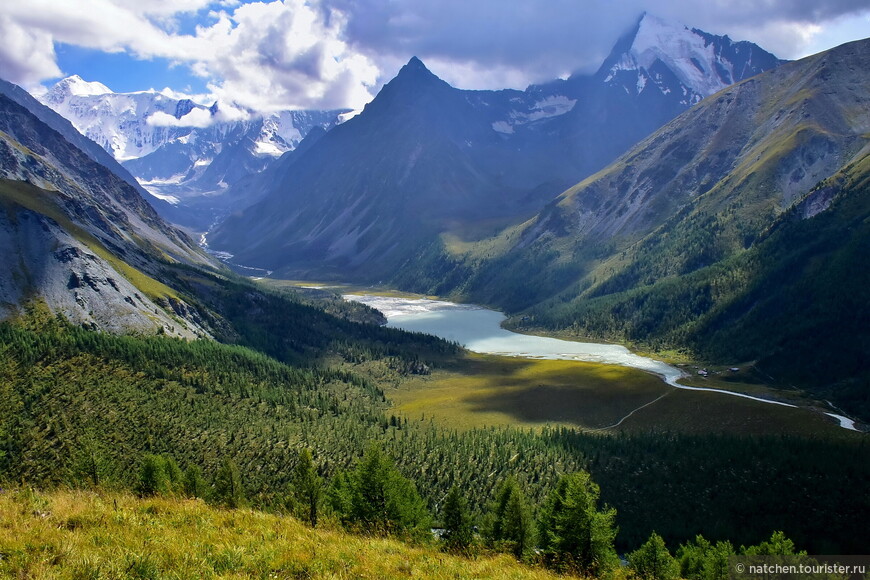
(290, 448, 323, 527)
(537, 470, 618, 574)
(441, 484, 474, 553)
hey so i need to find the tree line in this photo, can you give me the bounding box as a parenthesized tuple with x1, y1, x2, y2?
(133, 445, 811, 579)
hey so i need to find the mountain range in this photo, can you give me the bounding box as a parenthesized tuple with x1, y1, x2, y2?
(393, 38, 870, 418)
(208, 17, 868, 418)
(3, 13, 867, 421)
(39, 75, 350, 229)
(209, 14, 782, 279)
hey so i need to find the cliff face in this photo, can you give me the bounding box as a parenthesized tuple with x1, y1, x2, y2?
(0, 93, 213, 337)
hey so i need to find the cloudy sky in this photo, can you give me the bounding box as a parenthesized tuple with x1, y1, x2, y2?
(2, 0, 868, 113)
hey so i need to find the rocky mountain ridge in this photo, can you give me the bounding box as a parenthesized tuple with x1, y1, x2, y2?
(210, 14, 782, 279)
(40, 76, 349, 229)
(0, 92, 214, 336)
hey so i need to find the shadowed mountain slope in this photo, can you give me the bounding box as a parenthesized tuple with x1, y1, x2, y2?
(210, 16, 781, 279)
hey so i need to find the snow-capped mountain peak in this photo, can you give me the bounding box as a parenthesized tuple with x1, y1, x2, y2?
(628, 14, 728, 95)
(45, 75, 112, 103)
(600, 13, 782, 104)
(38, 76, 350, 228)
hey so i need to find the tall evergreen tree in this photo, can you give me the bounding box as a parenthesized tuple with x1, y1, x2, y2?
(677, 535, 735, 580)
(137, 454, 169, 497)
(330, 445, 430, 537)
(484, 476, 535, 560)
(742, 531, 803, 556)
(289, 448, 323, 527)
(326, 471, 354, 520)
(183, 464, 208, 499)
(441, 485, 474, 554)
(629, 532, 681, 580)
(162, 455, 183, 495)
(538, 471, 618, 574)
(71, 433, 109, 488)
(213, 458, 245, 508)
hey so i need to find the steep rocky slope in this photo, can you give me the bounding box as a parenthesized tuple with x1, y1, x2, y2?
(0, 94, 214, 336)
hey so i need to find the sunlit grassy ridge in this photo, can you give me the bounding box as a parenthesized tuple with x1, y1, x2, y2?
(0, 489, 566, 579)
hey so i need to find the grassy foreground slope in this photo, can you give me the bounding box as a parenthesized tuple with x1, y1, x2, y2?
(0, 489, 562, 580)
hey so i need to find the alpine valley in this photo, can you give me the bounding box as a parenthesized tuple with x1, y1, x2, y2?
(0, 11, 868, 579)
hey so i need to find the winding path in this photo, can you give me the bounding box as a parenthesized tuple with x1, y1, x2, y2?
(594, 391, 672, 431)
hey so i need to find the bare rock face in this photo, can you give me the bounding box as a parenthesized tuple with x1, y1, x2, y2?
(0, 207, 203, 338)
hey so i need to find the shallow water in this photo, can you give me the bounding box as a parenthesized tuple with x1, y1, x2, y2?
(346, 295, 685, 386)
(345, 294, 860, 432)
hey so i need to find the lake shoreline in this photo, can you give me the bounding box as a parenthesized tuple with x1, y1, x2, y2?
(344, 293, 862, 433)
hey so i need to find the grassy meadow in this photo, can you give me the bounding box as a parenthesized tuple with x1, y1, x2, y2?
(388, 354, 853, 437)
(0, 489, 566, 580)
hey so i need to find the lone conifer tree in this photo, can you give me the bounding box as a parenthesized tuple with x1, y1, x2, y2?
(183, 464, 208, 499)
(290, 448, 323, 527)
(484, 476, 535, 560)
(213, 458, 245, 508)
(538, 470, 618, 574)
(442, 485, 474, 553)
(162, 455, 183, 494)
(676, 535, 735, 580)
(629, 532, 681, 580)
(329, 445, 429, 537)
(137, 454, 169, 497)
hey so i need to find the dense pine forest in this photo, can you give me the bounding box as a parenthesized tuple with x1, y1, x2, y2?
(2, 297, 867, 559)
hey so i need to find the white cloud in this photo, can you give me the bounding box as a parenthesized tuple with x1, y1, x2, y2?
(0, 0, 378, 112)
(212, 101, 253, 123)
(0, 14, 62, 90)
(157, 86, 212, 103)
(146, 107, 213, 127)
(193, 1, 379, 111)
(0, 0, 868, 111)
(793, 9, 870, 57)
(725, 20, 824, 58)
(422, 58, 568, 92)
(324, 0, 870, 87)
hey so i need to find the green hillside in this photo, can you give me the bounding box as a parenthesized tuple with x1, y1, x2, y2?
(0, 490, 566, 579)
(517, 152, 870, 419)
(390, 40, 870, 422)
